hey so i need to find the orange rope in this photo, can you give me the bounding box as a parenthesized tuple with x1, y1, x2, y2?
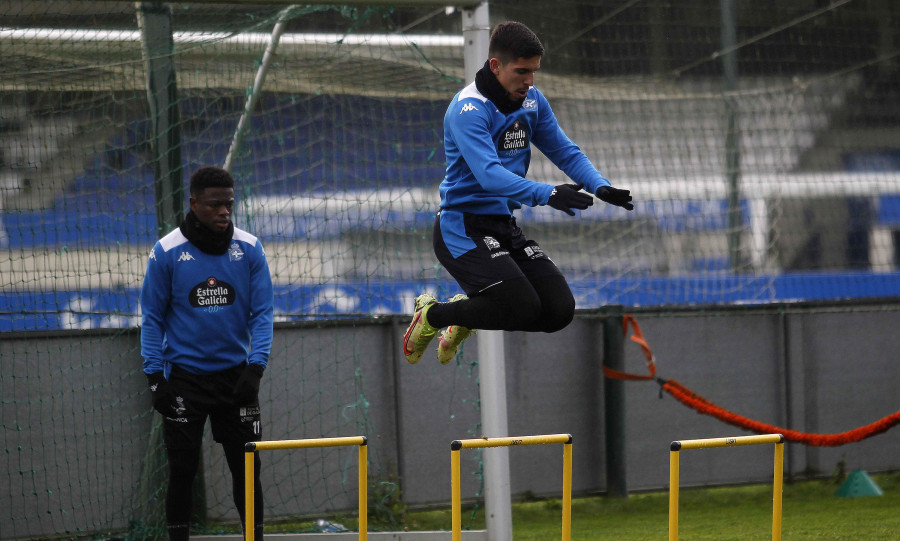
(601, 315, 657, 381)
(603, 314, 900, 447)
(661, 378, 900, 447)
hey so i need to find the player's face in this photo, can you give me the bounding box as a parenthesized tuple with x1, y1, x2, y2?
(492, 55, 541, 101)
(190, 187, 234, 233)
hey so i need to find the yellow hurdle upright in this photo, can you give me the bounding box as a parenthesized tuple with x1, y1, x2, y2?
(450, 434, 573, 541)
(668, 433, 784, 541)
(244, 436, 368, 541)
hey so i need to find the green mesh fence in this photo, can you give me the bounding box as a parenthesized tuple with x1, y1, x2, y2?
(1, 0, 899, 539)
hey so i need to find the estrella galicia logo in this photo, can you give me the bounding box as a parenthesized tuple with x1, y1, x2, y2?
(499, 120, 528, 153)
(228, 242, 244, 262)
(190, 276, 236, 308)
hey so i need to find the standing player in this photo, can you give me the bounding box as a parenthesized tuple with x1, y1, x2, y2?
(403, 21, 633, 365)
(141, 166, 274, 541)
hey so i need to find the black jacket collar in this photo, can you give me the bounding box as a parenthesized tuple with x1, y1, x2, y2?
(179, 210, 234, 255)
(474, 60, 526, 115)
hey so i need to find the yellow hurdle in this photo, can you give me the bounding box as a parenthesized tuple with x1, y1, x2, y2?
(668, 433, 784, 541)
(244, 436, 368, 541)
(450, 434, 573, 541)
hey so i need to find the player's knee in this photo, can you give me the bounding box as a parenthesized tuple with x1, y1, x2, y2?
(507, 291, 543, 329)
(539, 295, 575, 333)
(540, 310, 574, 333)
(167, 447, 201, 480)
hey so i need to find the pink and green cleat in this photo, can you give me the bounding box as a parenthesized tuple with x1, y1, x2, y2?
(403, 293, 438, 364)
(436, 294, 475, 365)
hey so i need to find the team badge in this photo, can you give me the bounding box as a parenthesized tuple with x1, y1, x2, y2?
(228, 242, 244, 262)
(173, 396, 186, 416)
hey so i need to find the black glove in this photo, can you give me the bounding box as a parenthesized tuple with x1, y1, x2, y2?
(232, 364, 264, 405)
(147, 371, 177, 416)
(595, 185, 634, 211)
(547, 183, 594, 216)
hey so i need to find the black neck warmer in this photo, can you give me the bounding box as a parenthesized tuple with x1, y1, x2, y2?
(474, 60, 525, 115)
(179, 210, 234, 255)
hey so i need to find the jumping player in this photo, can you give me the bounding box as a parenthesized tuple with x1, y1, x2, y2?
(403, 21, 633, 365)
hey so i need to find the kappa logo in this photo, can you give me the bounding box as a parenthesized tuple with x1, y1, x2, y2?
(523, 98, 536, 109)
(148, 248, 156, 261)
(177, 251, 195, 262)
(460, 103, 478, 114)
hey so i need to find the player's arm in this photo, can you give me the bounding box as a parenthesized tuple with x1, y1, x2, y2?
(140, 242, 170, 376)
(452, 99, 554, 206)
(140, 243, 181, 415)
(231, 239, 274, 405)
(532, 93, 633, 210)
(246, 239, 274, 369)
(531, 92, 609, 193)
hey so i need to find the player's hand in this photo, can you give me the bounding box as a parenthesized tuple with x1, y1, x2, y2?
(595, 185, 634, 210)
(147, 372, 177, 415)
(547, 183, 594, 216)
(232, 364, 264, 405)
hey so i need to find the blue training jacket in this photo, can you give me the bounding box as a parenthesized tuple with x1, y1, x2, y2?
(440, 81, 611, 216)
(140, 226, 274, 377)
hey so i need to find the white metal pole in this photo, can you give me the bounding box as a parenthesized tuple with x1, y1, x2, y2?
(477, 330, 513, 541)
(463, 2, 490, 82)
(464, 8, 510, 540)
(223, 6, 294, 172)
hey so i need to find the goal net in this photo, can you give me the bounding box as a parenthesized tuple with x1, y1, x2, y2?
(2, 0, 898, 538)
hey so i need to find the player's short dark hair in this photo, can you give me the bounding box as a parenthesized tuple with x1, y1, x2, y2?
(489, 21, 544, 63)
(189, 165, 235, 195)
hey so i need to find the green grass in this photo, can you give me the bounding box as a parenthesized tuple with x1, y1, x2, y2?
(482, 471, 900, 541)
(206, 472, 900, 540)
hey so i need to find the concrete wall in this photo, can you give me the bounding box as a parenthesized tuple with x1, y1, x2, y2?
(3, 301, 900, 539)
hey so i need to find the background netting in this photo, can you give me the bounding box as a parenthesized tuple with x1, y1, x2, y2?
(1, 0, 898, 539)
(2, 1, 899, 328)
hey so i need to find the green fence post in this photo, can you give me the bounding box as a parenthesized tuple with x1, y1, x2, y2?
(602, 305, 628, 497)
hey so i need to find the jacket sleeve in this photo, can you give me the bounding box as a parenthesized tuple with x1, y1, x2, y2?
(246, 239, 274, 368)
(140, 242, 170, 375)
(451, 98, 555, 206)
(531, 92, 611, 194)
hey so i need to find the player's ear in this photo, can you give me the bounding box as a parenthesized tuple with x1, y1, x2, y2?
(489, 58, 501, 75)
